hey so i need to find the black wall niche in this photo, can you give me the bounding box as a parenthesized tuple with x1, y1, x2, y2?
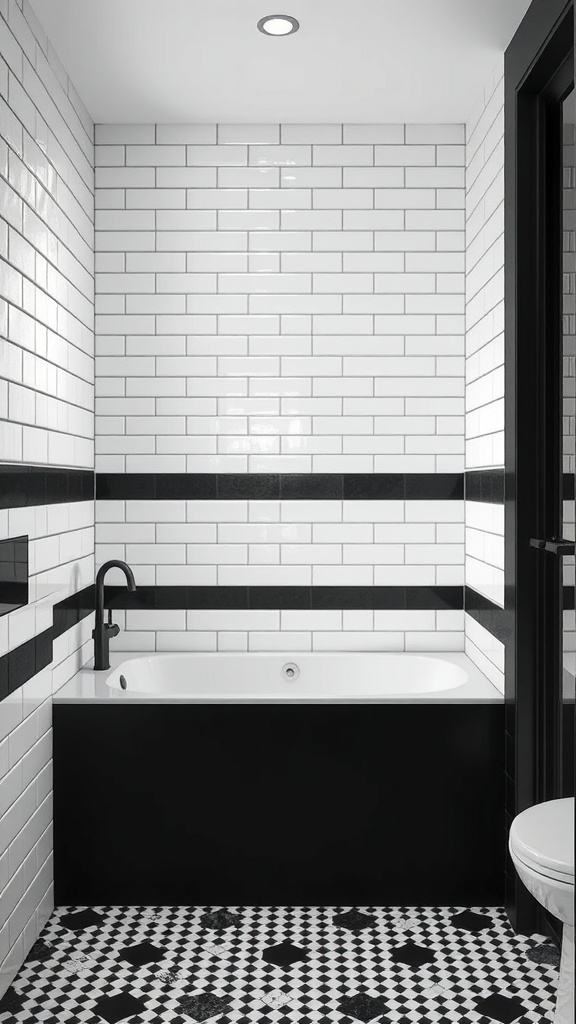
(0, 536, 28, 616)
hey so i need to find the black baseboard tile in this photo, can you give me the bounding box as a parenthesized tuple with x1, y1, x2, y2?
(96, 473, 465, 502)
(0, 467, 94, 509)
(464, 586, 512, 645)
(104, 584, 464, 612)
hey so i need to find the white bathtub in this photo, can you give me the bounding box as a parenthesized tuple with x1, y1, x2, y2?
(55, 650, 502, 703)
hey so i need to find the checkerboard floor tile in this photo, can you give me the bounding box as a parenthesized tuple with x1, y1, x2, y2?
(0, 907, 559, 1024)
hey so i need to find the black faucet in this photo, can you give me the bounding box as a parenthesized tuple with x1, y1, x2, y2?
(93, 560, 136, 670)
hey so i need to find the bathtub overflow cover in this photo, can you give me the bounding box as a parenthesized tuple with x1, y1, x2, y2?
(282, 662, 300, 681)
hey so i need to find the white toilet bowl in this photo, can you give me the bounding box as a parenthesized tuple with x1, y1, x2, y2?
(509, 797, 574, 1024)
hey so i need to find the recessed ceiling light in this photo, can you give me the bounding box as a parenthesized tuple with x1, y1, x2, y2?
(257, 14, 300, 36)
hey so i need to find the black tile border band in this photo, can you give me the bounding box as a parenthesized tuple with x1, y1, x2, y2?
(1, 466, 569, 506)
(104, 584, 463, 612)
(464, 470, 505, 505)
(464, 586, 574, 639)
(0, 467, 94, 509)
(0, 584, 94, 701)
(464, 586, 511, 646)
(96, 473, 464, 501)
(465, 469, 574, 504)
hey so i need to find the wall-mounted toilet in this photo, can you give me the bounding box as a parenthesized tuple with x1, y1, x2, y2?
(509, 798, 574, 1024)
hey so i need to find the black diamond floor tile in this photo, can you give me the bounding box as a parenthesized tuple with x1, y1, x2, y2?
(59, 909, 104, 932)
(526, 944, 561, 967)
(450, 911, 494, 933)
(474, 993, 529, 1023)
(178, 992, 233, 1020)
(332, 910, 376, 932)
(93, 991, 147, 1023)
(200, 910, 239, 931)
(120, 941, 165, 966)
(389, 941, 436, 968)
(0, 906, 559, 1024)
(337, 992, 389, 1022)
(25, 939, 55, 964)
(261, 941, 308, 967)
(0, 988, 25, 1015)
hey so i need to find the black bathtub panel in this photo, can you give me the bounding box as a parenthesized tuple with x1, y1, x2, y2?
(53, 703, 504, 906)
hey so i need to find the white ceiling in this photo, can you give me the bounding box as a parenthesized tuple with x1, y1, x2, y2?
(31, 0, 532, 124)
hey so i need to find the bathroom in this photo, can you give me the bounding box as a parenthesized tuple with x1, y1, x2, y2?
(0, 0, 574, 1021)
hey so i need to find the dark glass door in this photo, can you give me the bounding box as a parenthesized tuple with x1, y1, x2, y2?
(533, 61, 576, 806)
(561, 87, 576, 798)
(505, 0, 574, 932)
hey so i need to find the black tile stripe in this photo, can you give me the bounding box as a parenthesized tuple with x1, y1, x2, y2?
(465, 469, 575, 504)
(104, 584, 463, 612)
(465, 586, 573, 641)
(0, 467, 94, 509)
(465, 469, 505, 505)
(0, 584, 95, 701)
(464, 586, 511, 645)
(96, 473, 464, 501)
(52, 584, 96, 640)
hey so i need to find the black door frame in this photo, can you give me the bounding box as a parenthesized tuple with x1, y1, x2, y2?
(504, 0, 574, 933)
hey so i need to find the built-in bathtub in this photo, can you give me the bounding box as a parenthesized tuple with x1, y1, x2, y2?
(54, 651, 504, 906)
(60, 650, 500, 703)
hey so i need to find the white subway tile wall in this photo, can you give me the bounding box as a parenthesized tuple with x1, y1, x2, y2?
(96, 497, 464, 650)
(94, 121, 467, 649)
(464, 59, 505, 681)
(94, 122, 466, 476)
(0, 0, 94, 996)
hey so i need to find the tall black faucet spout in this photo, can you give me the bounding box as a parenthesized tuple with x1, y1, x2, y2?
(93, 560, 137, 671)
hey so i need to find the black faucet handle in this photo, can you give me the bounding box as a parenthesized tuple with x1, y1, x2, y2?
(105, 607, 120, 637)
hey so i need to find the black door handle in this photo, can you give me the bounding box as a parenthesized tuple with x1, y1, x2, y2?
(529, 537, 575, 555)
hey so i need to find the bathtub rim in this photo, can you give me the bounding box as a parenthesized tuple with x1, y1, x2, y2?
(54, 650, 503, 704)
